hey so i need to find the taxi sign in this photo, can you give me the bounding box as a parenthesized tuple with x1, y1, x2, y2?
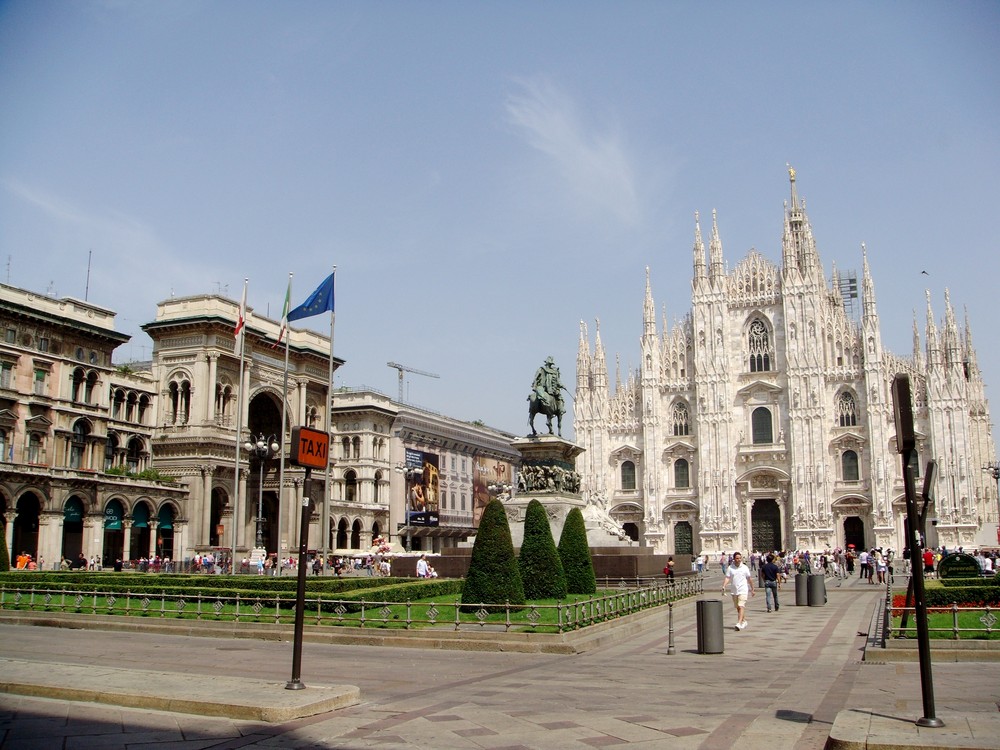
(290, 426, 329, 469)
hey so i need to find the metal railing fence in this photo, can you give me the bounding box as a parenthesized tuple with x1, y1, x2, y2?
(0, 576, 702, 634)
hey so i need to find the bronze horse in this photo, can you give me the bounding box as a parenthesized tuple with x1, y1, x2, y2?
(528, 392, 564, 437)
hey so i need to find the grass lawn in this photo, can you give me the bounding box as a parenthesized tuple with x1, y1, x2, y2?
(891, 608, 1000, 640)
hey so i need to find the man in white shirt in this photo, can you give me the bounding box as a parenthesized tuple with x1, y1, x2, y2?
(415, 554, 429, 578)
(722, 551, 755, 630)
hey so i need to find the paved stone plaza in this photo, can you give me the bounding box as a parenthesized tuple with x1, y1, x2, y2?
(1, 572, 998, 749)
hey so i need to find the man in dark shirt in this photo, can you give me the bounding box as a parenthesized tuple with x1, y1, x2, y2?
(762, 553, 781, 612)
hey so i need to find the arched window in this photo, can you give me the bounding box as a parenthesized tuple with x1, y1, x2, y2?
(837, 392, 858, 427)
(105, 435, 119, 471)
(138, 395, 150, 424)
(179, 381, 191, 424)
(672, 402, 690, 436)
(621, 460, 636, 491)
(125, 392, 137, 422)
(72, 368, 85, 402)
(126, 437, 143, 472)
(112, 389, 125, 419)
(675, 458, 690, 488)
(341, 436, 350, 459)
(168, 382, 179, 424)
(70, 420, 90, 469)
(842, 450, 859, 481)
(84, 371, 98, 404)
(747, 318, 772, 372)
(373, 470, 383, 503)
(352, 436, 361, 459)
(344, 470, 358, 503)
(751, 407, 773, 444)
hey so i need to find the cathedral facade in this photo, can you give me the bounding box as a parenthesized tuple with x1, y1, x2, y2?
(574, 172, 997, 556)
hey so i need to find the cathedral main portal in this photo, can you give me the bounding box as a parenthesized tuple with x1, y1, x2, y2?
(751, 499, 782, 552)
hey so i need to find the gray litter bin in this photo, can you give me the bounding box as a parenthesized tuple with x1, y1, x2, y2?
(696, 599, 725, 654)
(795, 573, 809, 606)
(807, 573, 826, 606)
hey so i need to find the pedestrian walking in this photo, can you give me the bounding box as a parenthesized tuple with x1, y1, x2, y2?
(761, 553, 781, 612)
(722, 551, 755, 630)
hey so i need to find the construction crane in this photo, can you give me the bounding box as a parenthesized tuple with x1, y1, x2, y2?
(387, 361, 440, 402)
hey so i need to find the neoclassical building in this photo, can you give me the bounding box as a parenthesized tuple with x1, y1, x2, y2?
(1, 284, 185, 567)
(574, 172, 997, 556)
(2, 283, 519, 566)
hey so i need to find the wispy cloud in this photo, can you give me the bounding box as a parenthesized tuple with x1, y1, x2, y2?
(2, 178, 213, 339)
(505, 76, 640, 226)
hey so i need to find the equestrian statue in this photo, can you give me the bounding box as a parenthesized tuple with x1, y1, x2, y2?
(528, 356, 569, 436)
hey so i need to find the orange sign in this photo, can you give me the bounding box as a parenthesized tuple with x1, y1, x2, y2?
(290, 426, 329, 469)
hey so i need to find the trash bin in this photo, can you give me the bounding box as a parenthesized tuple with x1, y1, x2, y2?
(696, 599, 725, 654)
(795, 573, 810, 606)
(807, 573, 826, 606)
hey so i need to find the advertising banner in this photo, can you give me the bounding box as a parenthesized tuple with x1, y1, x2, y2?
(405, 448, 439, 527)
(472, 457, 512, 528)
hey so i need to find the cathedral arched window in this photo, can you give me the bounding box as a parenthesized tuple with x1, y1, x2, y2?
(747, 318, 773, 372)
(751, 407, 773, 445)
(842, 450, 859, 481)
(675, 458, 690, 488)
(672, 402, 690, 436)
(837, 392, 858, 427)
(621, 460, 636, 491)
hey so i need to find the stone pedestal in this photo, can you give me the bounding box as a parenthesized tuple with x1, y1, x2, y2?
(507, 435, 585, 548)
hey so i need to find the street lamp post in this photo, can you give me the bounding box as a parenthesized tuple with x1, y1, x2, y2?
(245, 434, 280, 551)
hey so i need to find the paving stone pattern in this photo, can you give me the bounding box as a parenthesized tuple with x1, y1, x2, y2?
(1, 571, 998, 749)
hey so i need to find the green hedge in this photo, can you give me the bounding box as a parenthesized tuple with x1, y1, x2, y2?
(0, 572, 459, 602)
(924, 584, 1000, 607)
(939, 573, 1000, 588)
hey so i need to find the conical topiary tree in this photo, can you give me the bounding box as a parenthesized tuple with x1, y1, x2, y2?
(558, 507, 596, 594)
(518, 499, 567, 600)
(461, 498, 524, 608)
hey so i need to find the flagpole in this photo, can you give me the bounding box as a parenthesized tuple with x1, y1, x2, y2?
(276, 273, 292, 576)
(322, 266, 336, 574)
(230, 278, 249, 571)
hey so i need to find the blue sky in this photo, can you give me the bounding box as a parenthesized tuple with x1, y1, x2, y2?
(2, 1, 999, 441)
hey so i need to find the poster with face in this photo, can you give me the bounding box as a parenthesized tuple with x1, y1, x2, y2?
(405, 448, 439, 527)
(472, 457, 512, 528)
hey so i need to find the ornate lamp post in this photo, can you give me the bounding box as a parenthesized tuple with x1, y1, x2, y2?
(245, 434, 280, 550)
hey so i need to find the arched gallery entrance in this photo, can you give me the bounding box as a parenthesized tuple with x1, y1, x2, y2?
(13, 493, 41, 561)
(103, 499, 125, 566)
(62, 496, 85, 561)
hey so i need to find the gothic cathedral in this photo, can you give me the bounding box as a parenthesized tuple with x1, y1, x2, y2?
(574, 170, 997, 556)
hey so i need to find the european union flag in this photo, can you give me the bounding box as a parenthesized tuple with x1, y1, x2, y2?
(287, 272, 335, 321)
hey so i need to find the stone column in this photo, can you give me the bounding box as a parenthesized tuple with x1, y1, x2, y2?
(207, 354, 218, 422)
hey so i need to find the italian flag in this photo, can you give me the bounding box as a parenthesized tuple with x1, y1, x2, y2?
(273, 277, 291, 348)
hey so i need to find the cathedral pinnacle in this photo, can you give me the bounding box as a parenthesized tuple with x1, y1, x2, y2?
(709, 208, 724, 281)
(693, 210, 706, 280)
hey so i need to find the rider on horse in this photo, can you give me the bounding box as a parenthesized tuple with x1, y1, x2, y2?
(533, 357, 566, 415)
